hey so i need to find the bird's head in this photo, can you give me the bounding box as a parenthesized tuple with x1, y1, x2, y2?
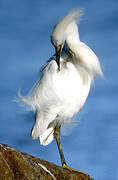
(51, 8, 83, 68)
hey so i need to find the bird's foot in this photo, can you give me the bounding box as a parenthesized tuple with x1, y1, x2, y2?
(62, 163, 88, 176)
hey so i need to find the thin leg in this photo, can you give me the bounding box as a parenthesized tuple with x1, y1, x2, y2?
(54, 125, 88, 176)
(54, 125, 66, 166)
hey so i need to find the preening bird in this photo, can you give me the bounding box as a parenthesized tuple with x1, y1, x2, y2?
(19, 9, 103, 173)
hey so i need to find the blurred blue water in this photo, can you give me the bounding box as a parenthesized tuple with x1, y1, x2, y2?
(0, 1, 118, 179)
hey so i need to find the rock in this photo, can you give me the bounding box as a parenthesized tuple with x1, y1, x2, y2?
(0, 143, 94, 180)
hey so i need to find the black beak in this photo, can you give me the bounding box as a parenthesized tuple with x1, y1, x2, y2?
(55, 44, 63, 71)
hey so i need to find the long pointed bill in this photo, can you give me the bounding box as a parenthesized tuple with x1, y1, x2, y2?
(55, 44, 63, 71)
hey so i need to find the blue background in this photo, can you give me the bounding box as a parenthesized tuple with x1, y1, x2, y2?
(0, 1, 118, 180)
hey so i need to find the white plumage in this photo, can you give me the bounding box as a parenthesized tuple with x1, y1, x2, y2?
(19, 9, 103, 146)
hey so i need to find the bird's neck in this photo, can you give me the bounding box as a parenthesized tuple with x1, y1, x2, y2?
(65, 34, 81, 55)
(65, 21, 80, 42)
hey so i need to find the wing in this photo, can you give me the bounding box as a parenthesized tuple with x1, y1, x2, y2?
(18, 57, 59, 111)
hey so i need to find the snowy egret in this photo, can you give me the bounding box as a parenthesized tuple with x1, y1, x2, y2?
(19, 9, 103, 174)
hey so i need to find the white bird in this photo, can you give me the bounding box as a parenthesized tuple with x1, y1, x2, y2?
(19, 9, 103, 173)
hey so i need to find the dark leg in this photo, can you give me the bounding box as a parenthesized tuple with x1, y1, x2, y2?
(54, 125, 66, 166)
(54, 125, 88, 175)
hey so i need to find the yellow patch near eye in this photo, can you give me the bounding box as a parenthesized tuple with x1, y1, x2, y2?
(56, 45, 61, 52)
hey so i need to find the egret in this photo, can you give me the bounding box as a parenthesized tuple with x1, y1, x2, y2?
(19, 9, 103, 174)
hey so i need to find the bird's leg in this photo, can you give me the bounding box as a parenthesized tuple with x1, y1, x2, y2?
(54, 125, 89, 176)
(54, 125, 66, 166)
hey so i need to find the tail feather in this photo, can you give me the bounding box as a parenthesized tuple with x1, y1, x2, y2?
(31, 123, 41, 139)
(31, 123, 54, 146)
(40, 127, 54, 146)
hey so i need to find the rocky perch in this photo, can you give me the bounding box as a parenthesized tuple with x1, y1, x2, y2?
(0, 143, 94, 180)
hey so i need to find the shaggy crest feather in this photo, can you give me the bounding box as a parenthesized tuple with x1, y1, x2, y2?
(51, 8, 83, 47)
